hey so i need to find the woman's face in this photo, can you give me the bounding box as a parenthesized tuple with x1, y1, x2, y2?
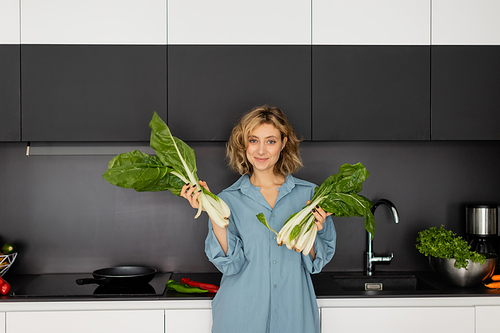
(246, 123, 287, 174)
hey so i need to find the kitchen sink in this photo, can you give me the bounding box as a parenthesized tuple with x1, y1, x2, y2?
(330, 274, 438, 292)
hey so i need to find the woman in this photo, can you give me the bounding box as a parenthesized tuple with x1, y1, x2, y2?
(181, 105, 336, 333)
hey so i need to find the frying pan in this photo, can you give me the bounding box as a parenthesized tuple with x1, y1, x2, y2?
(76, 266, 157, 287)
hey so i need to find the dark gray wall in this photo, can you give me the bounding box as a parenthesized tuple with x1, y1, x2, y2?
(1, 141, 500, 275)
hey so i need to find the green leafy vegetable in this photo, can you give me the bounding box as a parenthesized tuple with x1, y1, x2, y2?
(257, 162, 375, 255)
(103, 150, 185, 194)
(103, 112, 230, 228)
(415, 225, 486, 269)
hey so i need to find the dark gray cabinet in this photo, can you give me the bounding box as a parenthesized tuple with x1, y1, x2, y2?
(312, 46, 431, 141)
(167, 45, 311, 141)
(0, 45, 20, 141)
(431, 46, 500, 140)
(21, 45, 167, 141)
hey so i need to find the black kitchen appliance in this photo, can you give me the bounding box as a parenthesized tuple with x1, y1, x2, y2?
(13, 271, 172, 298)
(466, 204, 498, 255)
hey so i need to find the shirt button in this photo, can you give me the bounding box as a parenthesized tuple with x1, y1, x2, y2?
(273, 285, 277, 288)
(273, 260, 277, 264)
(272, 214, 275, 217)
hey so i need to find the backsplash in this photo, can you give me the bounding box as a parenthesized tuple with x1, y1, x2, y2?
(1, 140, 500, 275)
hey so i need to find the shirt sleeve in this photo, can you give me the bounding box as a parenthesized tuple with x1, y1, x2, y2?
(301, 215, 336, 274)
(205, 217, 247, 276)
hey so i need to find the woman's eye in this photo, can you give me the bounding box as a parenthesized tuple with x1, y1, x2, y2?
(249, 139, 257, 143)
(267, 140, 276, 144)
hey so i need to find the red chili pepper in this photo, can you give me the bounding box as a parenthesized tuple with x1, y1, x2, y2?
(181, 278, 219, 293)
(0, 279, 10, 295)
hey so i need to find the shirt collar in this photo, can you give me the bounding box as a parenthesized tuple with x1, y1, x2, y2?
(226, 174, 297, 210)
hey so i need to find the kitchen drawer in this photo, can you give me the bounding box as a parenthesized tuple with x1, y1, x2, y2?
(165, 309, 212, 333)
(6, 309, 164, 333)
(321, 306, 474, 333)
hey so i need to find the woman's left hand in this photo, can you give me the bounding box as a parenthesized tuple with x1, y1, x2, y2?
(307, 200, 332, 231)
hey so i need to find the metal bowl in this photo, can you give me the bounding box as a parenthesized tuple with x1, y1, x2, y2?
(429, 254, 497, 288)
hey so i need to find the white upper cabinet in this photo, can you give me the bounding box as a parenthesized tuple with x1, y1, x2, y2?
(0, 0, 20, 44)
(432, 0, 500, 45)
(312, 0, 430, 45)
(168, 0, 311, 44)
(21, 0, 166, 44)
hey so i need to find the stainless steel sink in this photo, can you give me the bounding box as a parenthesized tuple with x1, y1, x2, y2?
(330, 274, 436, 292)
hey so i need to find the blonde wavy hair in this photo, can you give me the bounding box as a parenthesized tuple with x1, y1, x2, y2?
(226, 105, 303, 176)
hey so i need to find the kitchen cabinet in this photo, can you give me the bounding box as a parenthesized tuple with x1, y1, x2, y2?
(0, 312, 4, 333)
(312, 45, 430, 140)
(431, 46, 500, 140)
(0, 0, 21, 142)
(0, 0, 19, 44)
(432, 0, 500, 45)
(165, 309, 212, 333)
(0, 45, 20, 142)
(21, 45, 167, 141)
(6, 309, 164, 333)
(321, 306, 474, 333)
(167, 0, 310, 44)
(20, 0, 166, 44)
(476, 306, 500, 333)
(167, 45, 311, 141)
(20, 0, 167, 142)
(312, 0, 430, 45)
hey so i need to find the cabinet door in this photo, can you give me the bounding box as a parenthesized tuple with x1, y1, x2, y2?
(167, 45, 311, 141)
(165, 309, 212, 333)
(0, 45, 20, 142)
(433, 0, 500, 45)
(168, 0, 310, 44)
(0, 312, 4, 333)
(321, 307, 474, 333)
(6, 310, 164, 333)
(431, 46, 500, 140)
(21, 0, 166, 44)
(313, 0, 430, 45)
(0, 0, 21, 142)
(0, 0, 19, 44)
(476, 306, 500, 333)
(21, 45, 167, 141)
(20, 0, 167, 142)
(312, 45, 430, 140)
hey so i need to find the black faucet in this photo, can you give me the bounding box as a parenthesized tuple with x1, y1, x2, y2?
(366, 199, 400, 276)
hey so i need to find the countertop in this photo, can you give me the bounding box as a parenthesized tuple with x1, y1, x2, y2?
(2, 270, 500, 303)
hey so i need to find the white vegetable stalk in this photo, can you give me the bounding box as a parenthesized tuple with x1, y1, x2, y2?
(171, 170, 230, 228)
(277, 196, 323, 255)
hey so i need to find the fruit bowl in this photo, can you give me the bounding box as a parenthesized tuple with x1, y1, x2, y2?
(429, 254, 497, 288)
(0, 253, 17, 276)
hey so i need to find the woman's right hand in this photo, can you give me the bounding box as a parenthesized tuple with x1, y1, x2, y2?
(180, 180, 210, 210)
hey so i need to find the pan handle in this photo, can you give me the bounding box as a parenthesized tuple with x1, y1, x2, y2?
(76, 278, 107, 285)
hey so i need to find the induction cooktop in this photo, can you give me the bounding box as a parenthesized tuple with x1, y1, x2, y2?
(13, 272, 172, 298)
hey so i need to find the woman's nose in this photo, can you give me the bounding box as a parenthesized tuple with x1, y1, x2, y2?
(258, 142, 266, 155)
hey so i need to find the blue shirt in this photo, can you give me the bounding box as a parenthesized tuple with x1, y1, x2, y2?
(205, 174, 337, 333)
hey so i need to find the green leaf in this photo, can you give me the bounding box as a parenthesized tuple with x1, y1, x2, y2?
(103, 150, 185, 195)
(137, 171, 186, 196)
(256, 213, 278, 236)
(149, 111, 198, 183)
(289, 224, 302, 242)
